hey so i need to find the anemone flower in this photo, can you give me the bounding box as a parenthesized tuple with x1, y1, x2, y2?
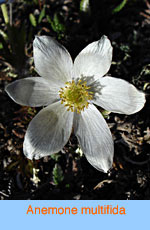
(5, 35, 145, 172)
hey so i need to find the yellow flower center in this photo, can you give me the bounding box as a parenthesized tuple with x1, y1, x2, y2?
(59, 80, 93, 113)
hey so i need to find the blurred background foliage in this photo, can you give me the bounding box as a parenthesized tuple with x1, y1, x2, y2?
(0, 0, 150, 200)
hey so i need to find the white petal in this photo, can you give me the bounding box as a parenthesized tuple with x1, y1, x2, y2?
(93, 76, 146, 114)
(23, 101, 73, 160)
(5, 77, 60, 107)
(33, 36, 73, 84)
(74, 104, 114, 172)
(73, 35, 112, 80)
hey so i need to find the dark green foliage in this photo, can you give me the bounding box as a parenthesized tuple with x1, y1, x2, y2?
(112, 0, 128, 14)
(52, 164, 64, 186)
(0, 0, 150, 200)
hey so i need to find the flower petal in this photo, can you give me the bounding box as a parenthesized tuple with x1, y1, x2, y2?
(5, 77, 60, 107)
(93, 76, 146, 114)
(73, 35, 112, 80)
(23, 101, 73, 160)
(74, 104, 114, 172)
(33, 36, 73, 84)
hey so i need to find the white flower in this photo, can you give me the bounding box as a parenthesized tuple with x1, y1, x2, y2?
(5, 35, 145, 173)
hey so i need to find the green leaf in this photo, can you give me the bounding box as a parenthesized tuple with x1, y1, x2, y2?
(52, 163, 64, 186)
(47, 14, 65, 33)
(1, 3, 9, 25)
(29, 13, 37, 27)
(38, 6, 45, 24)
(53, 14, 65, 33)
(47, 14, 65, 39)
(80, 0, 90, 13)
(0, 42, 3, 49)
(112, 0, 128, 14)
(46, 15, 52, 24)
(50, 152, 61, 162)
(0, 29, 8, 41)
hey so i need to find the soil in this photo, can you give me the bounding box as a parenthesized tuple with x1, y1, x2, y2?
(0, 0, 150, 200)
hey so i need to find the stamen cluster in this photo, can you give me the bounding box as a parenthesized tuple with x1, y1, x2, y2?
(59, 80, 93, 113)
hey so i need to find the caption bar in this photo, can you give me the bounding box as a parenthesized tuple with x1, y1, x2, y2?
(26, 204, 126, 215)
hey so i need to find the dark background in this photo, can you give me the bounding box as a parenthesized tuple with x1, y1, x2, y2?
(0, 0, 150, 200)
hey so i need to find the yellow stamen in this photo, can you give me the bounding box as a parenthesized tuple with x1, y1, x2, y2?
(59, 80, 93, 113)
